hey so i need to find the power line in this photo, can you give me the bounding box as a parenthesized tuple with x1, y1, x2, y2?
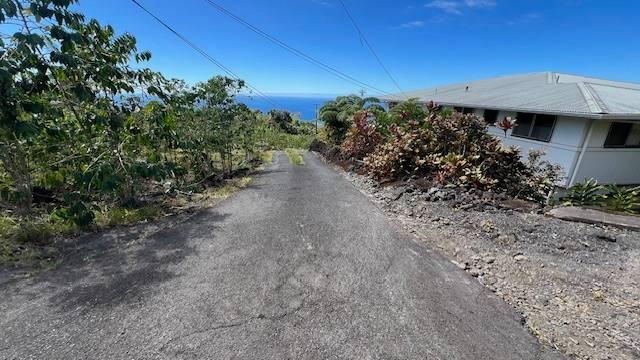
(130, 0, 281, 108)
(203, 0, 393, 97)
(337, 0, 407, 99)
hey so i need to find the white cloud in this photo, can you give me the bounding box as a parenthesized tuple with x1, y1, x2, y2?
(398, 20, 425, 28)
(464, 0, 496, 8)
(425, 0, 496, 15)
(425, 0, 463, 14)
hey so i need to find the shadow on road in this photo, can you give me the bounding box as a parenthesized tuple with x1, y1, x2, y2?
(22, 210, 230, 312)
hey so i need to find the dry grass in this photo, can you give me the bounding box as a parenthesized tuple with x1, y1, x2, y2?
(285, 148, 305, 165)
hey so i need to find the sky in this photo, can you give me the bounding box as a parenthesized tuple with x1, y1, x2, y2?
(74, 0, 640, 97)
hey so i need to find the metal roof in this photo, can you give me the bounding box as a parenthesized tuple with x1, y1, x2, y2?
(381, 72, 640, 120)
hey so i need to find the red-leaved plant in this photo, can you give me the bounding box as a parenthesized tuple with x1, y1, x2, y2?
(495, 116, 517, 136)
(364, 107, 561, 203)
(340, 111, 384, 160)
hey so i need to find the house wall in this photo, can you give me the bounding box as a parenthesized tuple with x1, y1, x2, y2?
(570, 120, 640, 185)
(437, 105, 640, 186)
(481, 110, 587, 187)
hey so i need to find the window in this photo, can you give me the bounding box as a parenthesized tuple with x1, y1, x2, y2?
(511, 112, 556, 142)
(483, 109, 499, 126)
(604, 122, 640, 148)
(453, 107, 475, 114)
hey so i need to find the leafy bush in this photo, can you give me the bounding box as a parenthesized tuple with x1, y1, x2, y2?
(340, 111, 383, 160)
(561, 179, 639, 214)
(319, 95, 383, 145)
(561, 178, 606, 206)
(364, 109, 562, 203)
(0, 1, 315, 234)
(376, 98, 429, 134)
(520, 150, 564, 201)
(604, 185, 640, 213)
(268, 110, 298, 134)
(364, 121, 434, 179)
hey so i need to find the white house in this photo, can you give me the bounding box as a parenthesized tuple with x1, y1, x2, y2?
(382, 72, 640, 187)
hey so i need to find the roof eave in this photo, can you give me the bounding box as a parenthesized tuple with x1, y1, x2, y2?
(382, 99, 640, 120)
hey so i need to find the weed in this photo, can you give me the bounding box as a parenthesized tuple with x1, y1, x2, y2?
(604, 185, 640, 214)
(562, 178, 605, 206)
(561, 179, 640, 214)
(96, 206, 161, 227)
(285, 149, 305, 165)
(205, 177, 253, 199)
(260, 151, 275, 165)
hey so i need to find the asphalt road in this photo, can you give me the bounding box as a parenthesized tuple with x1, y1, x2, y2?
(0, 151, 563, 359)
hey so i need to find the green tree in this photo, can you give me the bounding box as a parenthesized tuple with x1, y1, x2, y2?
(319, 95, 382, 144)
(0, 0, 169, 219)
(268, 109, 297, 134)
(191, 76, 256, 173)
(377, 98, 428, 133)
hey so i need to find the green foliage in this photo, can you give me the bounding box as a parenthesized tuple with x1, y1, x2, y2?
(0, 0, 313, 244)
(319, 95, 382, 145)
(96, 206, 160, 227)
(268, 109, 298, 134)
(604, 185, 640, 213)
(561, 178, 605, 206)
(259, 151, 274, 165)
(562, 179, 640, 214)
(255, 124, 316, 150)
(285, 149, 305, 165)
(376, 98, 428, 134)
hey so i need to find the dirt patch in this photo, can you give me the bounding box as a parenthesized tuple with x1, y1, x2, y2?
(334, 164, 639, 360)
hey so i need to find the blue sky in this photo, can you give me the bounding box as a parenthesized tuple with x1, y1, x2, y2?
(75, 0, 640, 97)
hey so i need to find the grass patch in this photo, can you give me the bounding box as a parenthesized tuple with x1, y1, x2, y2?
(96, 206, 161, 227)
(285, 149, 305, 165)
(1, 215, 77, 245)
(203, 176, 253, 200)
(260, 150, 275, 165)
(0, 215, 71, 268)
(257, 128, 316, 150)
(0, 175, 256, 268)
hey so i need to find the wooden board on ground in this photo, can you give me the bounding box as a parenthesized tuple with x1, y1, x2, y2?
(547, 206, 640, 231)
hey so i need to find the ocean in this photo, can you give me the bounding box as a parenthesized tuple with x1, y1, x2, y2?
(237, 95, 334, 121)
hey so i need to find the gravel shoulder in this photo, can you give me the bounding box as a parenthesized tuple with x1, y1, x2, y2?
(336, 164, 640, 360)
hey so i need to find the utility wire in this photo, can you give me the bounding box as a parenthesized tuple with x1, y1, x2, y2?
(203, 0, 393, 97)
(130, 0, 281, 108)
(337, 0, 407, 99)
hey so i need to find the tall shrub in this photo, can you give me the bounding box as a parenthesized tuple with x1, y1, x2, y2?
(319, 95, 382, 145)
(340, 111, 383, 160)
(364, 107, 561, 203)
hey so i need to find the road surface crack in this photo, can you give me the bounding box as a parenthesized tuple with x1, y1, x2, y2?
(160, 295, 309, 352)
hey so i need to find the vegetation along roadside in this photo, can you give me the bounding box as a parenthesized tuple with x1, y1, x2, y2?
(0, 1, 314, 269)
